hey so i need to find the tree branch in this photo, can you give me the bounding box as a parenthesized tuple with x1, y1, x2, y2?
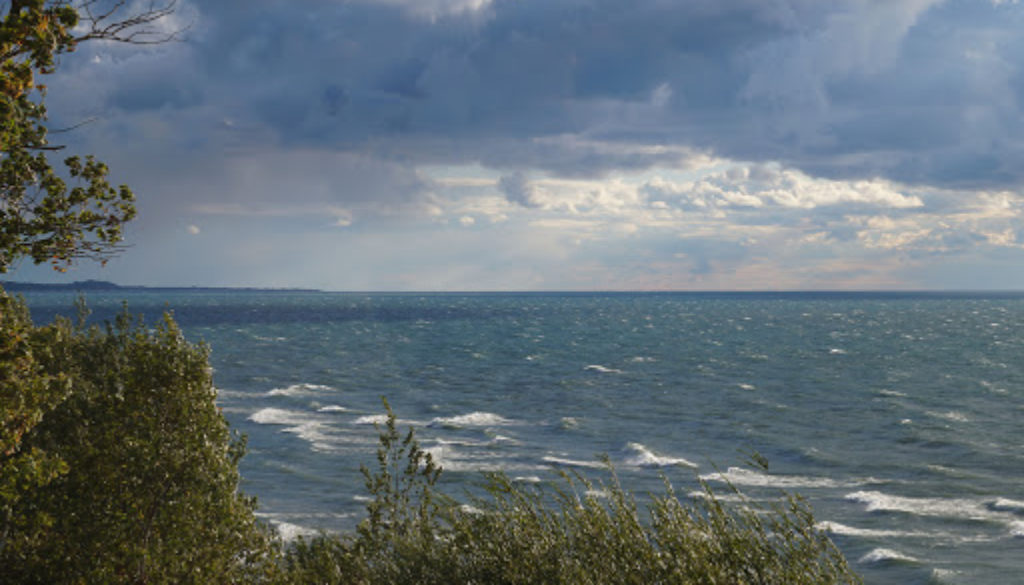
(74, 0, 185, 45)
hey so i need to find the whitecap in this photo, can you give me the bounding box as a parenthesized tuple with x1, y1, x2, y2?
(426, 443, 540, 473)
(429, 412, 512, 428)
(926, 410, 969, 423)
(846, 491, 1006, 523)
(931, 569, 961, 583)
(271, 520, 318, 542)
(490, 434, 520, 444)
(700, 467, 856, 489)
(1009, 521, 1024, 537)
(584, 364, 624, 374)
(317, 405, 348, 413)
(353, 414, 389, 425)
(858, 548, 918, 565)
(249, 408, 311, 426)
(513, 476, 542, 484)
(990, 498, 1024, 514)
(560, 417, 580, 430)
(828, 348, 847, 355)
(816, 521, 931, 539)
(630, 356, 656, 363)
(737, 383, 756, 390)
(623, 443, 697, 469)
(267, 383, 333, 397)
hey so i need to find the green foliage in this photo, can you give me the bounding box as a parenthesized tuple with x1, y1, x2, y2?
(283, 406, 863, 585)
(0, 1, 177, 273)
(0, 290, 278, 583)
(0, 288, 72, 557)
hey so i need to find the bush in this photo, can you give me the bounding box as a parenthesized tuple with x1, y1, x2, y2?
(0, 290, 278, 584)
(283, 401, 862, 585)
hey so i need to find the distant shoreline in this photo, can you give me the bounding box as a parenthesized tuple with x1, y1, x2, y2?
(0, 280, 321, 294)
(4, 281, 1024, 300)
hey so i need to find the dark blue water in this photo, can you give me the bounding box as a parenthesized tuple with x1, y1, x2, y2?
(19, 291, 1024, 585)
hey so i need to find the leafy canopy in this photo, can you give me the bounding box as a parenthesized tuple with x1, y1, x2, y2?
(0, 0, 178, 273)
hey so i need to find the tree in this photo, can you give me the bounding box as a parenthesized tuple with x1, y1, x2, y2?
(0, 299, 280, 583)
(0, 0, 179, 273)
(0, 4, 282, 581)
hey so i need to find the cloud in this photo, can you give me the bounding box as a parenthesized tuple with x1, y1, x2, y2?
(19, 0, 1024, 290)
(498, 172, 540, 207)
(50, 0, 1024, 191)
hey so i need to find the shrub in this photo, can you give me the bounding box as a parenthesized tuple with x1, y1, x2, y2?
(0, 290, 278, 584)
(283, 402, 862, 585)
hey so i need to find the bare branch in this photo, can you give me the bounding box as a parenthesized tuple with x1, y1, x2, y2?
(73, 0, 185, 46)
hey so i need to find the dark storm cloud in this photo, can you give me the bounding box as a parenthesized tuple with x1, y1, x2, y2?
(52, 0, 1024, 190)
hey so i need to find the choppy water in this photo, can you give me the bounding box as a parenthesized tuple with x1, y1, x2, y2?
(20, 291, 1024, 585)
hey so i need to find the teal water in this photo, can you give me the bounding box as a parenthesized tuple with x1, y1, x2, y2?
(20, 291, 1024, 585)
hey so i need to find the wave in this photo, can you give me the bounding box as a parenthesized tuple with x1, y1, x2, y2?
(584, 364, 624, 374)
(353, 414, 388, 425)
(429, 412, 512, 428)
(623, 443, 697, 469)
(990, 498, 1024, 514)
(270, 520, 317, 542)
(249, 407, 312, 426)
(424, 442, 541, 473)
(267, 383, 334, 397)
(817, 521, 933, 539)
(513, 475, 542, 484)
(858, 548, 918, 565)
(930, 569, 961, 583)
(700, 467, 860, 489)
(1010, 521, 1024, 538)
(249, 408, 369, 452)
(926, 410, 970, 423)
(846, 491, 1024, 532)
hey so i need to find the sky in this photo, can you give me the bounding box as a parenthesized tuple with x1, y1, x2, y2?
(11, 0, 1024, 290)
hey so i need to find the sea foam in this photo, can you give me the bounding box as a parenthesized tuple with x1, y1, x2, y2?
(429, 412, 512, 428)
(859, 548, 918, 565)
(353, 414, 389, 425)
(817, 521, 932, 539)
(846, 491, 1021, 527)
(701, 467, 857, 489)
(267, 383, 333, 397)
(584, 364, 624, 374)
(623, 442, 697, 469)
(249, 407, 311, 426)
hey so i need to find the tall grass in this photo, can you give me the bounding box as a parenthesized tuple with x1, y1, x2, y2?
(283, 401, 861, 584)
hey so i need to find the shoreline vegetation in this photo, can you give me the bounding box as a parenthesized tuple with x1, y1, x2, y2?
(1, 289, 862, 584)
(0, 279, 322, 293)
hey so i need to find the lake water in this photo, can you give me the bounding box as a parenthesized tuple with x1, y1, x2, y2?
(20, 290, 1024, 585)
